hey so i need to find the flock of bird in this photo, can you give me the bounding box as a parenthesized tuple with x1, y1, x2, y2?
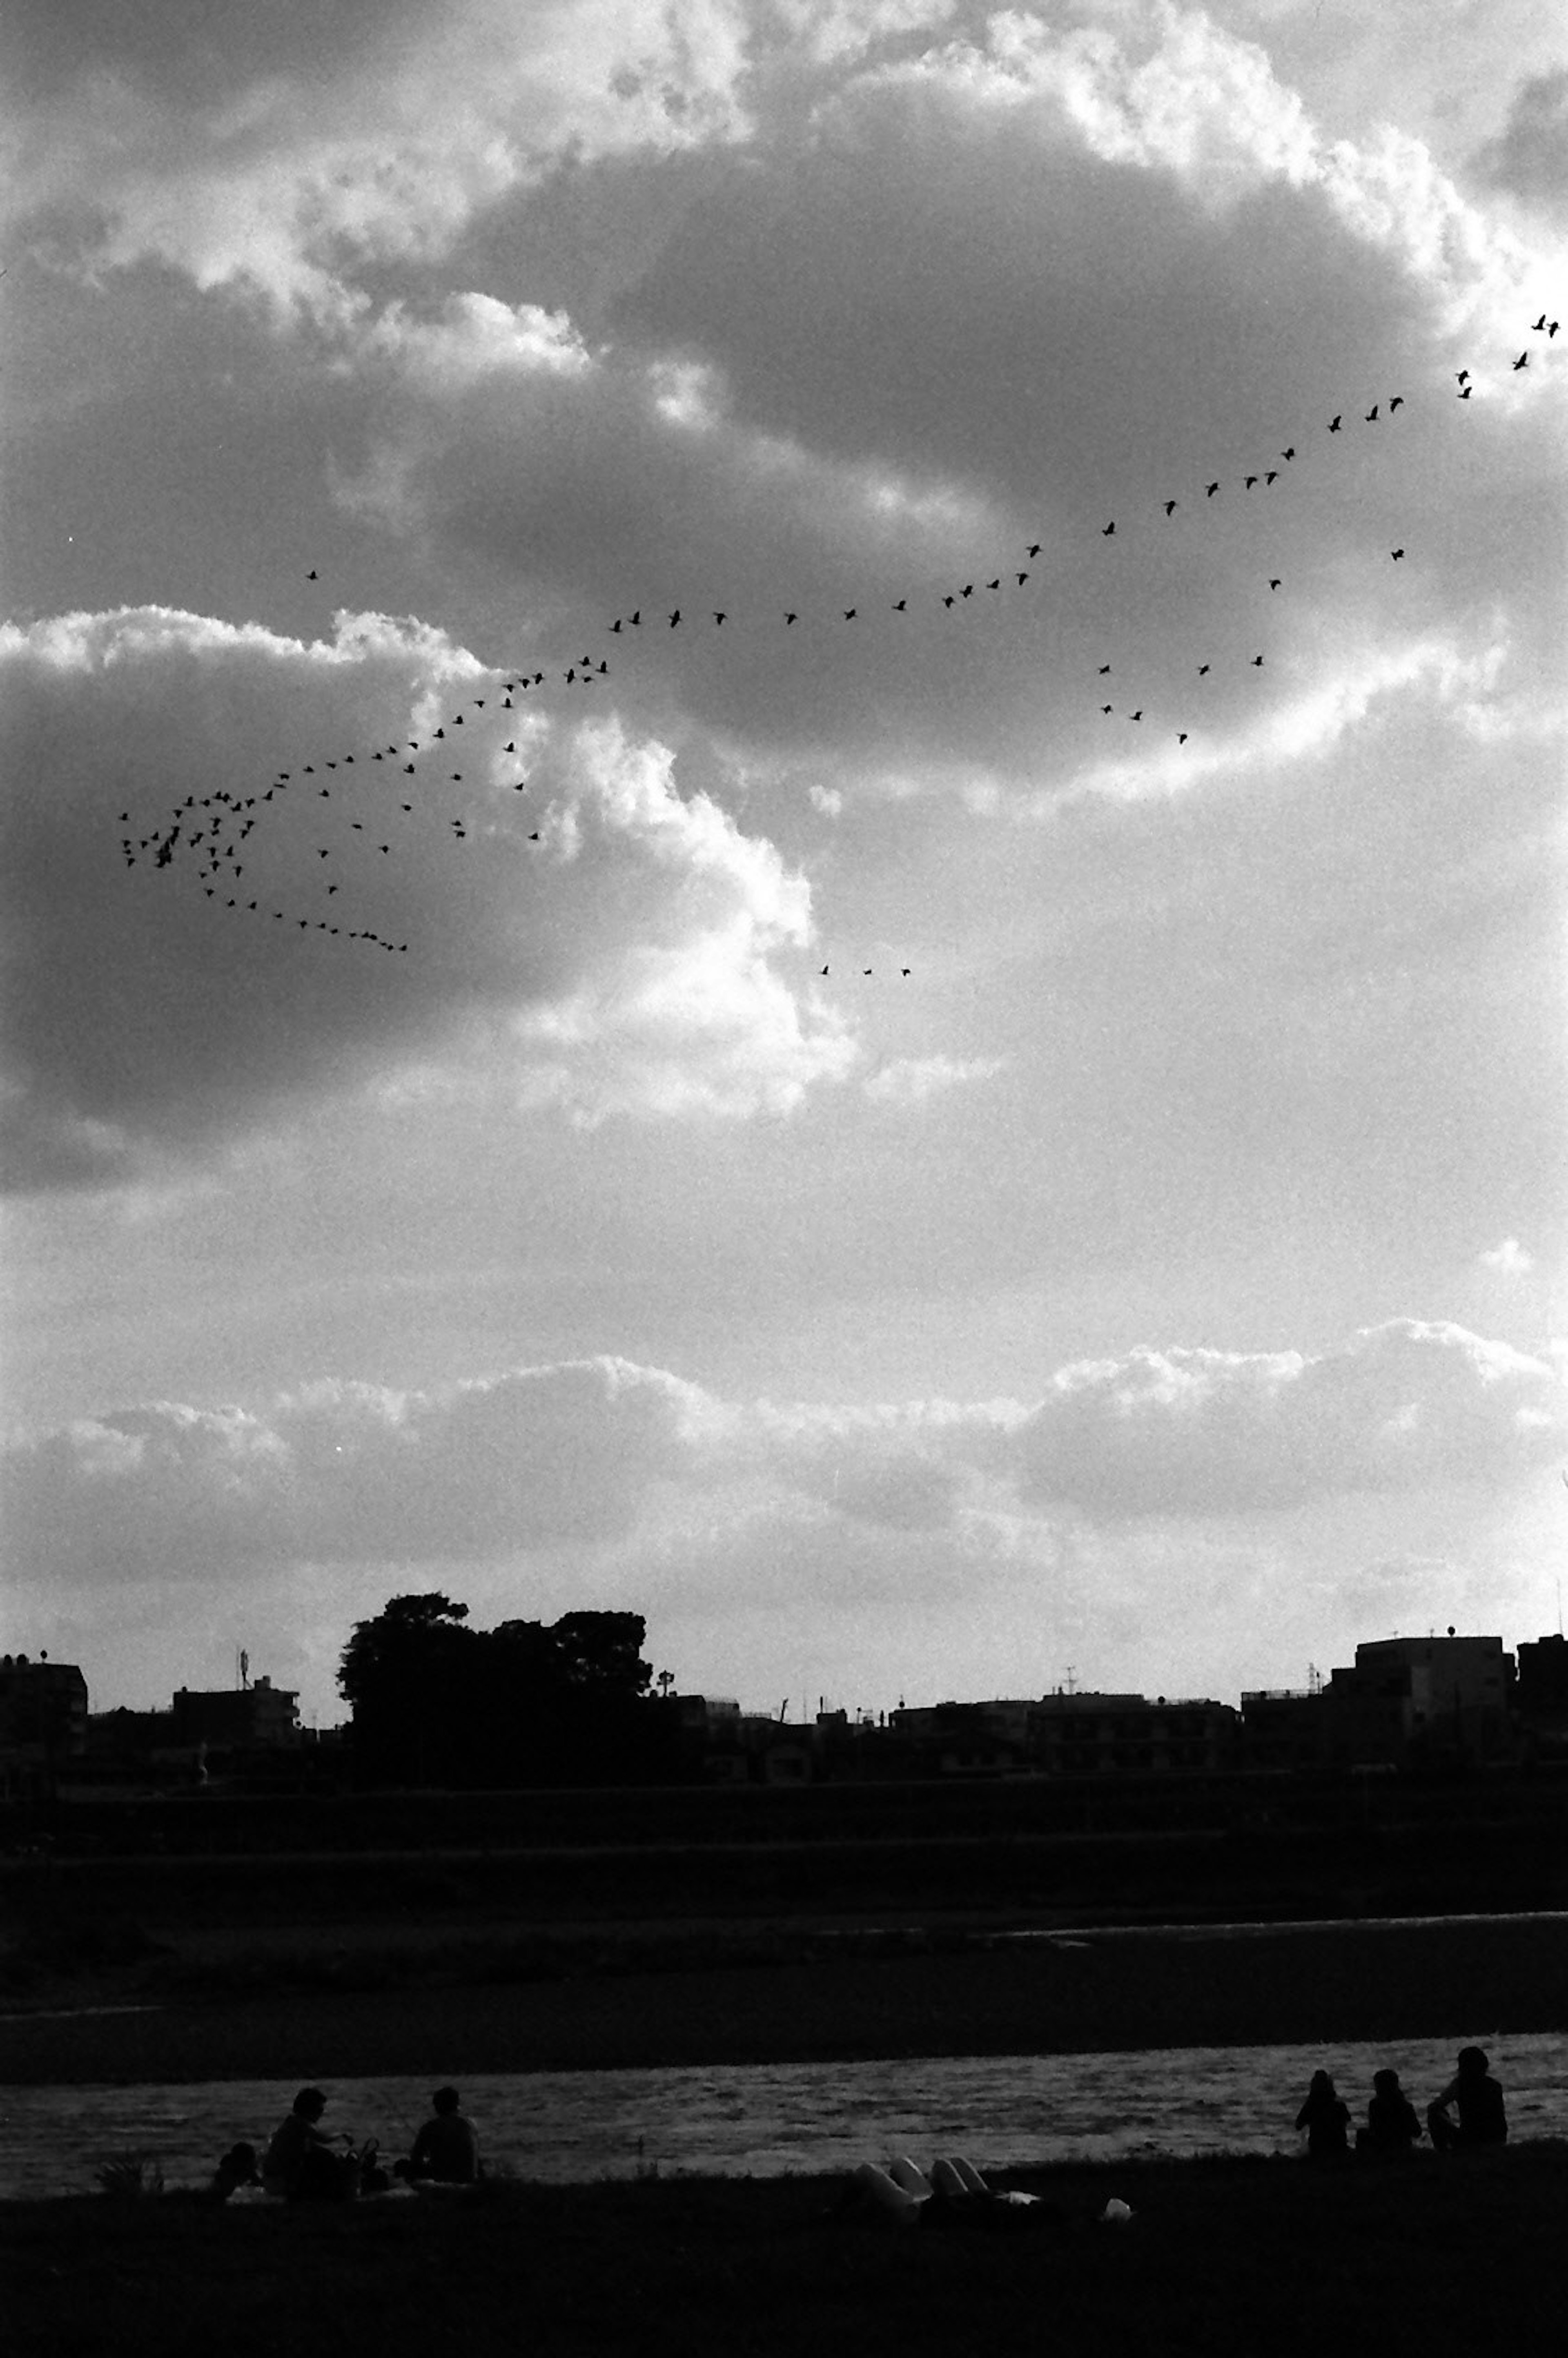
(117, 314, 1558, 956)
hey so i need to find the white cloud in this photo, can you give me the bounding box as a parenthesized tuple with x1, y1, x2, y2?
(1478, 1236, 1535, 1274)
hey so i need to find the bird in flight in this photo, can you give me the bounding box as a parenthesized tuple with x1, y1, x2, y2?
(1365, 405, 1379, 422)
(1391, 548, 1405, 561)
(1328, 415, 1342, 432)
(1457, 385, 1472, 400)
(1456, 370, 1469, 385)
(1102, 522, 1115, 536)
(1389, 396, 1404, 411)
(1163, 499, 1178, 516)
(1532, 313, 1546, 331)
(1206, 483, 1219, 497)
(1512, 352, 1528, 370)
(1269, 578, 1281, 590)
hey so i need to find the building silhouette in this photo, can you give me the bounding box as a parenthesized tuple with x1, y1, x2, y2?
(0, 1653, 88, 1801)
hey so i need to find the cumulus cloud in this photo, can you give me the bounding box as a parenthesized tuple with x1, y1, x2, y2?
(9, 1319, 1560, 1712)
(2, 1357, 710, 1582)
(1007, 1320, 1566, 1516)
(0, 609, 853, 1188)
(12, 1318, 1552, 1586)
(1478, 1237, 1535, 1274)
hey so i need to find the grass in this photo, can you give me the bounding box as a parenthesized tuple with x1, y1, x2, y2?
(4, 2145, 1565, 2358)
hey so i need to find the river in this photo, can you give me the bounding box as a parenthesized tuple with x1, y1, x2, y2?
(6, 2030, 1565, 2200)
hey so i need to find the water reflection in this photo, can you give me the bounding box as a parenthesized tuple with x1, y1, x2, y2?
(7, 2032, 1565, 2200)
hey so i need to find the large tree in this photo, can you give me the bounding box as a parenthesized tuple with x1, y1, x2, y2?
(339, 1596, 675, 1788)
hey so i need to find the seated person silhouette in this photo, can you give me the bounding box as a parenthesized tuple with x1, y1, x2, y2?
(1356, 2069, 1422, 2155)
(401, 2086, 480, 2184)
(210, 2142, 263, 2199)
(1427, 2048, 1507, 2151)
(1294, 2070, 1351, 2160)
(261, 2087, 359, 2199)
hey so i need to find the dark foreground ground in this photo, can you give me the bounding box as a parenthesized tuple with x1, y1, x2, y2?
(6, 2145, 1565, 2358)
(4, 1911, 1566, 2084)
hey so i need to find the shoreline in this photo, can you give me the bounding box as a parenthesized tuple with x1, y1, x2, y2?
(4, 1911, 1566, 2087)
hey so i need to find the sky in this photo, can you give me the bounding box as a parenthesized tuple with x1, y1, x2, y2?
(2, 0, 1565, 1731)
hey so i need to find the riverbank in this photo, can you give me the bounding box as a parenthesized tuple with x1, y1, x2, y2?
(4, 1912, 1566, 2085)
(7, 2145, 1566, 2358)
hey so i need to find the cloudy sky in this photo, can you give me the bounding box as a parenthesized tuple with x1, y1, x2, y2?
(2, 0, 1565, 1729)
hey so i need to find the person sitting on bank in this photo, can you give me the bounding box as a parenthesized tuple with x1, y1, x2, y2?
(1295, 2070, 1351, 2160)
(210, 2142, 263, 2200)
(403, 2087, 481, 2184)
(1427, 2048, 1507, 2152)
(262, 2087, 358, 2199)
(1356, 2069, 1422, 2156)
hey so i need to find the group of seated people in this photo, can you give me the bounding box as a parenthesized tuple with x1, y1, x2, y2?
(212, 2084, 481, 2201)
(1295, 2047, 1508, 2160)
(212, 2046, 1509, 2205)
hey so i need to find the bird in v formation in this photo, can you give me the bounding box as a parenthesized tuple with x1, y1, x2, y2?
(143, 314, 1552, 947)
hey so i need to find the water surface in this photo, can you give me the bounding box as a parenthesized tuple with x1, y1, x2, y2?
(9, 2032, 1564, 2201)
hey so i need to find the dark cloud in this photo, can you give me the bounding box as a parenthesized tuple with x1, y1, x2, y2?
(1472, 68, 1568, 218)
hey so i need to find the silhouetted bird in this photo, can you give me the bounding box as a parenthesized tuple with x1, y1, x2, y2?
(1551, 323, 1561, 338)
(1099, 664, 1111, 674)
(1512, 352, 1528, 370)
(1281, 448, 1295, 460)
(843, 609, 856, 620)
(670, 610, 682, 625)
(714, 612, 726, 625)
(1129, 710, 1142, 722)
(1389, 396, 1404, 411)
(1269, 578, 1281, 590)
(1027, 543, 1042, 557)
(629, 611, 641, 626)
(1102, 522, 1115, 536)
(1016, 572, 1028, 586)
(986, 579, 999, 591)
(1177, 733, 1188, 744)
(1391, 548, 1405, 560)
(1532, 314, 1546, 331)
(1252, 654, 1264, 666)
(942, 595, 955, 607)
(1265, 471, 1278, 484)
(893, 599, 906, 611)
(1198, 663, 1210, 675)
(306, 570, 318, 580)
(1365, 405, 1378, 421)
(1458, 385, 1472, 399)
(1206, 483, 1218, 497)
(786, 612, 798, 624)
(1456, 370, 1470, 385)
(1164, 499, 1177, 515)
(1245, 475, 1258, 488)
(1101, 704, 1112, 714)
(961, 585, 973, 597)
(1329, 415, 1341, 431)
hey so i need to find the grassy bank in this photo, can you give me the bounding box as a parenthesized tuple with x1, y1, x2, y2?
(5, 2145, 1565, 2358)
(4, 1912, 1566, 2085)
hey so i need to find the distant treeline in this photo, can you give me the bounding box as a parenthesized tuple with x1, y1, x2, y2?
(339, 1593, 682, 1789)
